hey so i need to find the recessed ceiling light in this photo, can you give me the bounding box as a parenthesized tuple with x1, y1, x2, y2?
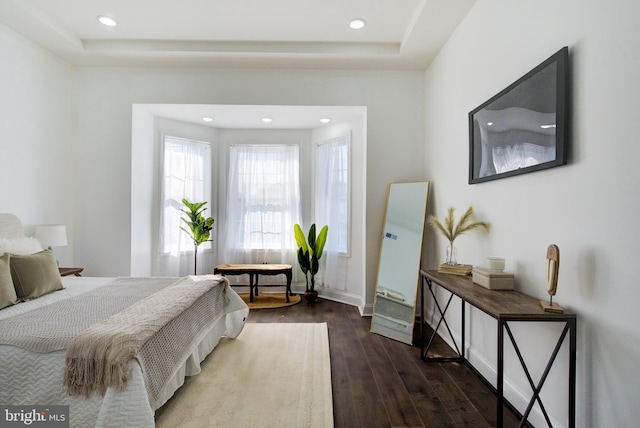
(349, 19, 366, 30)
(202, 117, 214, 122)
(261, 117, 273, 123)
(97, 16, 117, 27)
(320, 118, 331, 123)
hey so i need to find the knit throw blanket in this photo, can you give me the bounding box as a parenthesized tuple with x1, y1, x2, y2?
(63, 275, 232, 402)
(0, 277, 176, 353)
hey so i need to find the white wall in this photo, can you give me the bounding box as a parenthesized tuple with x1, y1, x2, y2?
(312, 117, 367, 307)
(73, 68, 424, 312)
(130, 107, 155, 276)
(0, 24, 74, 266)
(423, 0, 640, 426)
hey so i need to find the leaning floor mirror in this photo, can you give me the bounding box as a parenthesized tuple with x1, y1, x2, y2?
(371, 181, 430, 345)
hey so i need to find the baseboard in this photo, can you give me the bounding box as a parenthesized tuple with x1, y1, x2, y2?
(361, 302, 374, 316)
(316, 287, 364, 312)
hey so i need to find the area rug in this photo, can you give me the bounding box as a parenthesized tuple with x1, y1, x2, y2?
(238, 292, 301, 309)
(155, 323, 333, 428)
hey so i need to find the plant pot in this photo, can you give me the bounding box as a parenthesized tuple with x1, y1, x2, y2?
(304, 290, 319, 303)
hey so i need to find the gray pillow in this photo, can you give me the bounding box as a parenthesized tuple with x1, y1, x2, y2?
(0, 253, 18, 309)
(10, 250, 64, 301)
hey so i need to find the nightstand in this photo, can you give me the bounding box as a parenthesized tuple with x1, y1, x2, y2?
(59, 267, 84, 277)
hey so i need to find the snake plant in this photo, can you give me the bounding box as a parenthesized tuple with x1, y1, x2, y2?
(293, 223, 328, 291)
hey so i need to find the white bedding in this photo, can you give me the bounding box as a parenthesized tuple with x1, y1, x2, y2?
(0, 276, 249, 428)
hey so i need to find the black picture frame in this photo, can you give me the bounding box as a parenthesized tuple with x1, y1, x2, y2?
(468, 47, 569, 184)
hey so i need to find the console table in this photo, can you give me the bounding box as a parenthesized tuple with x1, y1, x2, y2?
(214, 264, 293, 303)
(420, 270, 576, 427)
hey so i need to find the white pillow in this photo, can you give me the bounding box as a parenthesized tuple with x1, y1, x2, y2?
(0, 237, 44, 256)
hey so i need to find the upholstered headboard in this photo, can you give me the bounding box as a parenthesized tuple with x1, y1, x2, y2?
(0, 213, 24, 239)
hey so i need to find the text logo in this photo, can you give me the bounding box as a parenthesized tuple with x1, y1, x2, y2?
(0, 406, 69, 428)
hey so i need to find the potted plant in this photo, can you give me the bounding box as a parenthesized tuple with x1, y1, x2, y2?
(293, 223, 328, 303)
(180, 198, 214, 275)
(428, 205, 489, 265)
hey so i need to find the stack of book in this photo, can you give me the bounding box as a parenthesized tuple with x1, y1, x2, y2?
(472, 267, 514, 290)
(437, 263, 473, 276)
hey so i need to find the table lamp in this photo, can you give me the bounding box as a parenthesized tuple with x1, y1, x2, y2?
(35, 225, 67, 264)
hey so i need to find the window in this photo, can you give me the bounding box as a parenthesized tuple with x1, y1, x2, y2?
(159, 136, 211, 255)
(225, 145, 301, 253)
(315, 135, 350, 255)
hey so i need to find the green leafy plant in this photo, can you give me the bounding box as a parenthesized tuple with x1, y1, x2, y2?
(428, 206, 489, 265)
(293, 223, 328, 292)
(180, 198, 214, 275)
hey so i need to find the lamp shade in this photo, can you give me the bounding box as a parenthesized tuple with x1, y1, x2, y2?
(35, 225, 67, 248)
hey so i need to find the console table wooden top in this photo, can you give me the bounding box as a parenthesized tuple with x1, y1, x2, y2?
(423, 270, 575, 320)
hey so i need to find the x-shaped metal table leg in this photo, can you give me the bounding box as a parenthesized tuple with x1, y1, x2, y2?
(422, 277, 463, 361)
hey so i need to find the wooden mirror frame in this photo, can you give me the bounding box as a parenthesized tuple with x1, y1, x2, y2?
(370, 181, 430, 345)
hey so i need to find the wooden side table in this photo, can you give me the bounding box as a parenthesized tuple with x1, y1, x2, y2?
(59, 267, 84, 277)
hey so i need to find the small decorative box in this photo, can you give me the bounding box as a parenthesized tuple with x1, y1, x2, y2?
(472, 267, 514, 290)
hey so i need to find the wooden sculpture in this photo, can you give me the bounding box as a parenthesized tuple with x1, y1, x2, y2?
(540, 244, 564, 313)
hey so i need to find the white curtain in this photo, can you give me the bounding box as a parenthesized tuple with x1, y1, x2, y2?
(155, 136, 212, 277)
(223, 144, 302, 283)
(315, 135, 350, 291)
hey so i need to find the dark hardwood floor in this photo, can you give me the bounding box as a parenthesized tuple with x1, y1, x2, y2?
(246, 298, 523, 428)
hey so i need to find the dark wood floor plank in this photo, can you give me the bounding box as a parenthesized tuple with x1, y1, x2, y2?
(441, 359, 528, 428)
(354, 323, 424, 427)
(340, 333, 389, 427)
(326, 304, 360, 427)
(415, 357, 490, 427)
(381, 336, 457, 427)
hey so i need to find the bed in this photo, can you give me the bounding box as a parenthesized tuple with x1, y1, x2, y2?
(0, 213, 249, 427)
